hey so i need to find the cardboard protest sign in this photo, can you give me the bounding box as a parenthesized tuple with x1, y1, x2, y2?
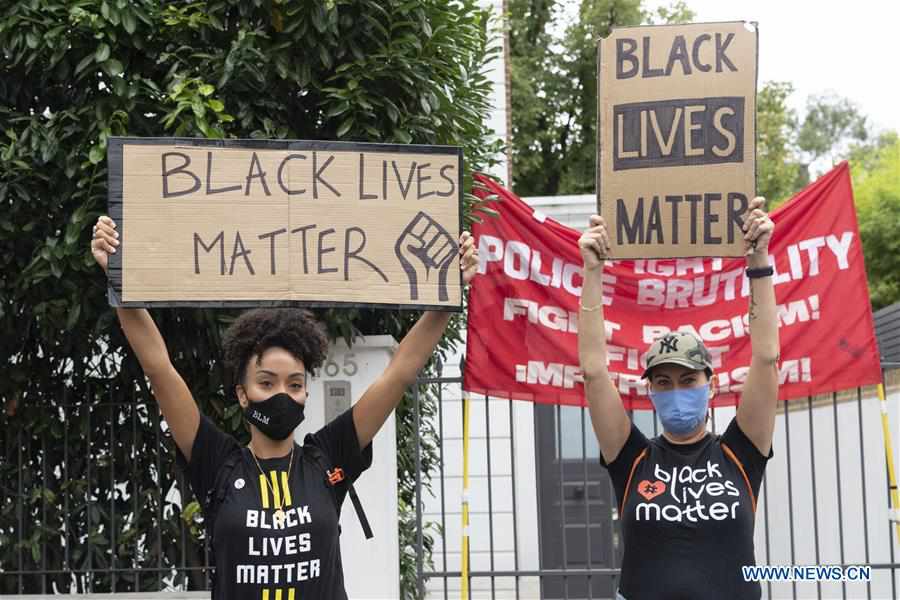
(107, 138, 463, 310)
(597, 22, 758, 258)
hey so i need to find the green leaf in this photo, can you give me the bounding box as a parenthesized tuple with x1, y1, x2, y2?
(113, 77, 127, 97)
(95, 43, 111, 63)
(199, 84, 215, 97)
(384, 103, 399, 123)
(318, 46, 332, 69)
(121, 11, 136, 34)
(88, 145, 104, 165)
(336, 117, 353, 138)
(66, 303, 81, 330)
(26, 31, 39, 49)
(196, 116, 211, 137)
(75, 53, 94, 76)
(325, 101, 350, 118)
(103, 59, 124, 77)
(107, 5, 120, 26)
(312, 5, 328, 33)
(208, 99, 224, 112)
(181, 500, 202, 525)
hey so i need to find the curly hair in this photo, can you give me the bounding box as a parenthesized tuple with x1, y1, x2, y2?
(222, 308, 329, 397)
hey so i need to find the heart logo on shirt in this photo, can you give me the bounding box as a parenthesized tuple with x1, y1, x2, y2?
(637, 480, 666, 501)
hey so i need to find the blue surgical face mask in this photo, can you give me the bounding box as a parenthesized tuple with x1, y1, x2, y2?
(649, 384, 710, 436)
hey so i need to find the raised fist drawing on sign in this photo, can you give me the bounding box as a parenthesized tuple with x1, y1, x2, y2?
(394, 211, 458, 302)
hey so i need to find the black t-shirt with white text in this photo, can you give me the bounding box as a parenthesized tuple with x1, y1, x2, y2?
(177, 407, 372, 600)
(601, 417, 772, 600)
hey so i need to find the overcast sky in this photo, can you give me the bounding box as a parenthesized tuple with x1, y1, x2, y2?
(652, 0, 900, 134)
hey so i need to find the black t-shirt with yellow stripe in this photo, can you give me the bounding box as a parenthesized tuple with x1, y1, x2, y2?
(601, 417, 772, 600)
(177, 407, 373, 600)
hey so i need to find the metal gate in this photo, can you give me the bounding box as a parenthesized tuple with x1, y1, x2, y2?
(414, 366, 900, 599)
(3, 368, 900, 599)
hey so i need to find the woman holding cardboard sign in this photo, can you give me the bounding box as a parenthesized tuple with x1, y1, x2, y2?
(578, 197, 777, 600)
(90, 215, 478, 600)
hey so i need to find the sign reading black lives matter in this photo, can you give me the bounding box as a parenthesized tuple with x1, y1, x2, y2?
(106, 138, 463, 310)
(597, 22, 758, 258)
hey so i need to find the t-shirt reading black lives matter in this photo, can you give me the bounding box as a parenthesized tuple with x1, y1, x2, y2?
(177, 407, 372, 600)
(602, 417, 772, 600)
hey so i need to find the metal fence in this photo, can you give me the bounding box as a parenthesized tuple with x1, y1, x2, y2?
(414, 366, 900, 600)
(3, 369, 900, 598)
(0, 386, 211, 594)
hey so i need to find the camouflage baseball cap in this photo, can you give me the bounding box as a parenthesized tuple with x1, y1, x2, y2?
(641, 331, 714, 379)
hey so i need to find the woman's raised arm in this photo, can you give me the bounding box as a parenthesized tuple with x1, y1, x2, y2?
(578, 216, 631, 464)
(734, 198, 780, 455)
(351, 231, 478, 449)
(92, 216, 200, 460)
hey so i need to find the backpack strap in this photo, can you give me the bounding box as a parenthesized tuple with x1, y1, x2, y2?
(721, 442, 757, 513)
(203, 448, 244, 593)
(304, 444, 374, 539)
(619, 447, 648, 515)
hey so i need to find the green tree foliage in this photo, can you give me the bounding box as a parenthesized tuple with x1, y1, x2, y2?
(756, 81, 803, 206)
(798, 93, 869, 166)
(0, 0, 501, 595)
(753, 88, 900, 309)
(852, 135, 900, 310)
(848, 130, 899, 176)
(509, 0, 692, 197)
(791, 97, 900, 310)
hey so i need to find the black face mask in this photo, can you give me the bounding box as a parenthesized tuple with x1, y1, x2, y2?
(243, 392, 305, 441)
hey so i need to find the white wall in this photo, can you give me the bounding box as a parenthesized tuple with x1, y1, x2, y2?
(423, 337, 543, 599)
(747, 380, 900, 599)
(300, 335, 400, 600)
(524, 194, 595, 231)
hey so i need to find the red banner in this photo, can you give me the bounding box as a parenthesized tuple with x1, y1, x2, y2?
(463, 163, 882, 408)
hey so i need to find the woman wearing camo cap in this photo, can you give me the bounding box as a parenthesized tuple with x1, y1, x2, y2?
(577, 197, 778, 600)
